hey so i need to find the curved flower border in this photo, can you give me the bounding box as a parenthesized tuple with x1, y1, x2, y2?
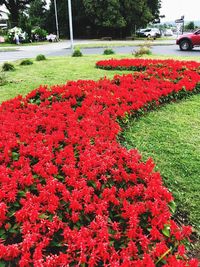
(0, 59, 199, 266)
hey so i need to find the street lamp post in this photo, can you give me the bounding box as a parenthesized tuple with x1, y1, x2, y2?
(54, 0, 59, 39)
(67, 0, 74, 53)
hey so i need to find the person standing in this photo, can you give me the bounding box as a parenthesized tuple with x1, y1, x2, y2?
(14, 33, 20, 45)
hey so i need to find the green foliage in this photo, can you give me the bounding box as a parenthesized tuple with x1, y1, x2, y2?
(28, 0, 47, 28)
(83, 0, 126, 28)
(134, 46, 152, 57)
(162, 224, 171, 237)
(2, 62, 15, 72)
(0, 0, 32, 27)
(185, 21, 195, 31)
(120, 0, 162, 34)
(103, 48, 115, 55)
(18, 14, 32, 42)
(20, 59, 33, 66)
(72, 49, 83, 57)
(32, 27, 47, 39)
(45, 0, 68, 37)
(36, 54, 46, 61)
(169, 201, 176, 214)
(133, 42, 152, 57)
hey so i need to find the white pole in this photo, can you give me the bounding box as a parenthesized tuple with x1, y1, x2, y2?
(68, 0, 74, 53)
(54, 0, 59, 39)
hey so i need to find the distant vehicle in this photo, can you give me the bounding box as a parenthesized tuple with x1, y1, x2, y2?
(176, 29, 200, 51)
(136, 28, 161, 38)
(164, 29, 173, 36)
(46, 34, 58, 42)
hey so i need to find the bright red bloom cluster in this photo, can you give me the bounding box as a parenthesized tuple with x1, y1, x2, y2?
(0, 59, 200, 266)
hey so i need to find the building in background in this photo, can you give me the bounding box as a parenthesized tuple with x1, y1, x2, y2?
(0, 6, 9, 29)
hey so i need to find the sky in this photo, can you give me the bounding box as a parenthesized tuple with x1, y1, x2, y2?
(160, 0, 200, 22)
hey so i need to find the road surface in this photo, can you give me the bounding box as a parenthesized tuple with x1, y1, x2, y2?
(1, 40, 200, 63)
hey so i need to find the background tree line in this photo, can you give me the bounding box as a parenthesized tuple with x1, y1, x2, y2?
(1, 0, 161, 38)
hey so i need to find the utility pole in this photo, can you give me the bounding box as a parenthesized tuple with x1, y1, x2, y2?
(54, 0, 59, 39)
(67, 0, 74, 53)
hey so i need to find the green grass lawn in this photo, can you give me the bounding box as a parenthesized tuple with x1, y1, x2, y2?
(0, 54, 200, 252)
(0, 54, 134, 103)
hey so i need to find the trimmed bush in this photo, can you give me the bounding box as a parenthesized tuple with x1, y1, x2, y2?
(20, 59, 33, 66)
(103, 48, 115, 55)
(2, 62, 15, 71)
(36, 54, 46, 61)
(72, 49, 83, 57)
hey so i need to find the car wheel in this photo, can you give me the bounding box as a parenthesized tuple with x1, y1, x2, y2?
(179, 39, 192, 51)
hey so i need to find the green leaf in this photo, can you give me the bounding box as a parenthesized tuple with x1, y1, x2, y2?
(18, 190, 26, 197)
(12, 151, 19, 161)
(162, 224, 170, 237)
(0, 229, 5, 236)
(0, 234, 6, 240)
(0, 261, 6, 267)
(9, 228, 18, 234)
(39, 214, 49, 219)
(50, 240, 62, 247)
(168, 201, 176, 214)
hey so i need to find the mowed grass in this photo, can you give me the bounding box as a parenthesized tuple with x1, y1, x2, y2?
(0, 55, 134, 103)
(0, 54, 200, 235)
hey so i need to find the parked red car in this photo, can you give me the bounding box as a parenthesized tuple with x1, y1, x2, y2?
(176, 29, 200, 50)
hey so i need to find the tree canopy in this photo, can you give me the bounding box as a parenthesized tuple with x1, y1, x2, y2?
(29, 0, 47, 28)
(3, 0, 162, 37)
(0, 0, 32, 27)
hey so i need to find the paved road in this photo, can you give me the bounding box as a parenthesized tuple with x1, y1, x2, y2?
(1, 40, 200, 63)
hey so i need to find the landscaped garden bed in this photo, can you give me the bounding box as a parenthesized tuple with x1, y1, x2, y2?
(0, 58, 200, 266)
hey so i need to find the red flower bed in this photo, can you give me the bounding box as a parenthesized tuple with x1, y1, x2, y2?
(0, 59, 200, 266)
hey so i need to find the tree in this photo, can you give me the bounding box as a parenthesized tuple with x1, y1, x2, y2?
(0, 0, 32, 27)
(45, 0, 68, 37)
(82, 0, 126, 29)
(29, 0, 47, 28)
(121, 0, 161, 34)
(82, 0, 161, 36)
(185, 21, 195, 31)
(44, 0, 162, 38)
(122, 0, 151, 32)
(45, 0, 89, 38)
(147, 0, 161, 19)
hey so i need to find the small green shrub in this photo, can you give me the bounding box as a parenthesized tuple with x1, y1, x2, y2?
(0, 71, 7, 85)
(103, 48, 115, 55)
(133, 42, 152, 57)
(36, 54, 46, 61)
(72, 49, 83, 57)
(2, 62, 15, 71)
(20, 59, 33, 66)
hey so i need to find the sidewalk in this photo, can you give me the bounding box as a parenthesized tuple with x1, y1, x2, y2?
(1, 37, 176, 51)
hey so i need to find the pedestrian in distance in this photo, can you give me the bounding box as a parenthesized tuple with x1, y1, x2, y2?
(14, 33, 20, 45)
